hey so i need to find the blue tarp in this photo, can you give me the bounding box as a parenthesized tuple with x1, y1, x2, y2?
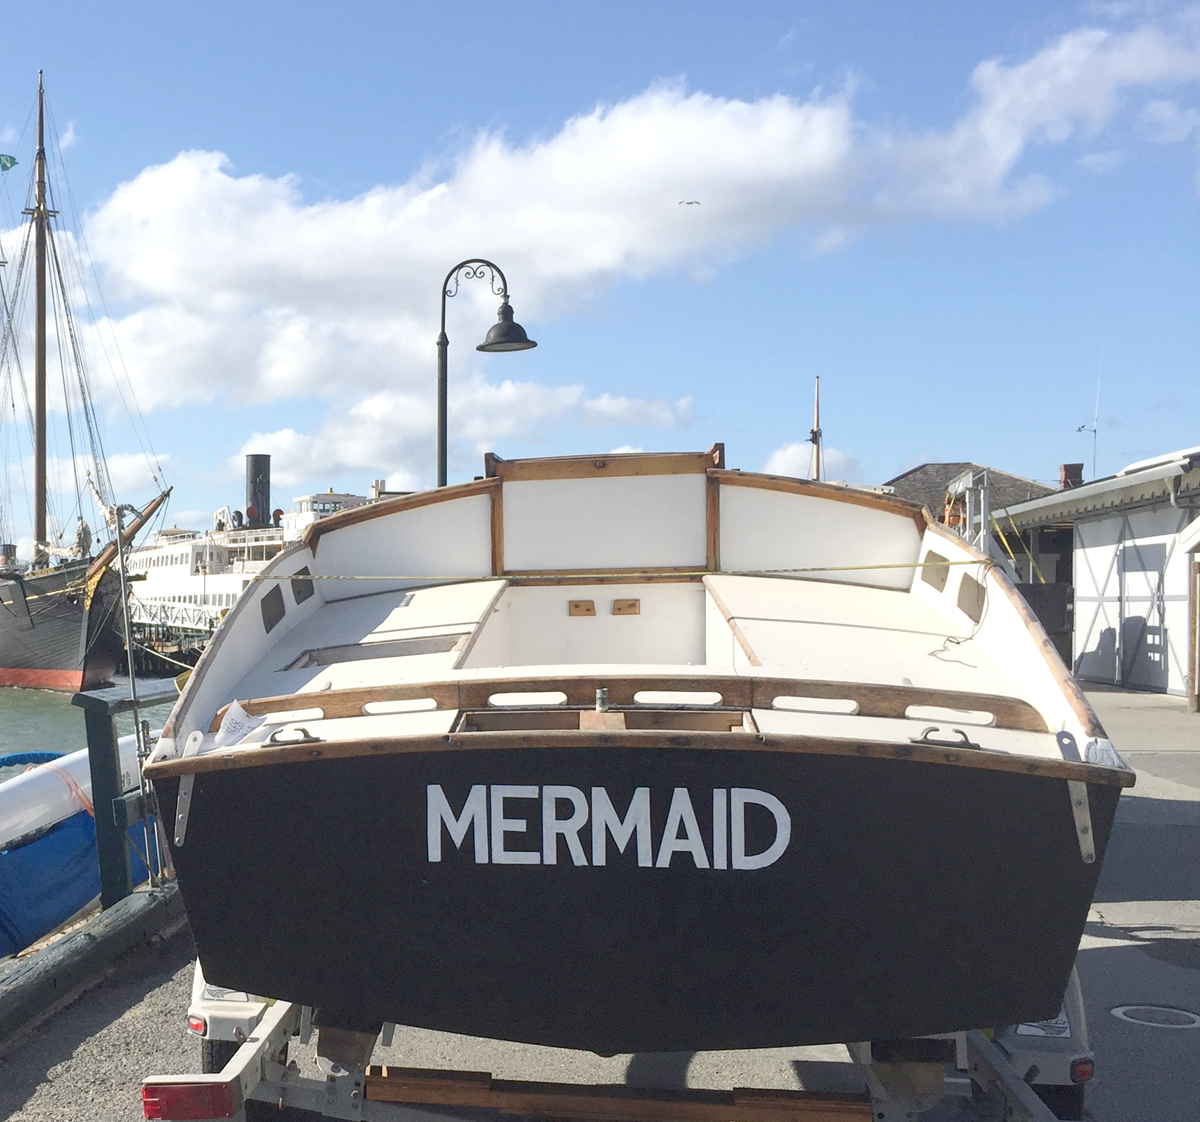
(0, 809, 159, 957)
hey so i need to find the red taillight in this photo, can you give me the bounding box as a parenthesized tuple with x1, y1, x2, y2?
(142, 1082, 235, 1119)
(1070, 1057, 1095, 1083)
(186, 1015, 206, 1036)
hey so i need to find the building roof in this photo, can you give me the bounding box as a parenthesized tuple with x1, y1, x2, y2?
(998, 447, 1200, 529)
(884, 462, 1054, 516)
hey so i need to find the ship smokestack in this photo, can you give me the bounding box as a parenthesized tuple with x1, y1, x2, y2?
(245, 454, 271, 529)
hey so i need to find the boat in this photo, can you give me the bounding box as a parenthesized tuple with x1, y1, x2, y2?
(0, 74, 168, 690)
(144, 444, 1134, 1054)
(124, 454, 371, 654)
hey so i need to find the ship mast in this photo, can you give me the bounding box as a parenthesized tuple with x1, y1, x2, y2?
(808, 375, 822, 481)
(32, 71, 48, 563)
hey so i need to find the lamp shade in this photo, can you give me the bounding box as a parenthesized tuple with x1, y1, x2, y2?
(477, 301, 537, 352)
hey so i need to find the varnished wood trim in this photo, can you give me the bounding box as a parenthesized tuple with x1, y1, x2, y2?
(484, 444, 725, 481)
(148, 724, 1133, 787)
(206, 673, 1050, 733)
(490, 481, 504, 575)
(304, 478, 500, 551)
(922, 521, 1106, 738)
(506, 568, 703, 585)
(705, 471, 720, 571)
(702, 577, 761, 666)
(364, 1066, 870, 1121)
(713, 470, 924, 523)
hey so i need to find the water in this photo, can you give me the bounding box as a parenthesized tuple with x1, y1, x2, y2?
(0, 683, 177, 759)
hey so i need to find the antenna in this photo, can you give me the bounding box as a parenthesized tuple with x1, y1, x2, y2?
(1076, 377, 1100, 480)
(809, 376, 822, 481)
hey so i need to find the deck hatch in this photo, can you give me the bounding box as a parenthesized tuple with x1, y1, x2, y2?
(284, 632, 464, 670)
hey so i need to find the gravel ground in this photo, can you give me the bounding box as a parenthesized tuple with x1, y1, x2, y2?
(0, 928, 197, 1122)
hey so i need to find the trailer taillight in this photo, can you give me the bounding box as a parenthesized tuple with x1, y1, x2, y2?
(1070, 1057, 1095, 1083)
(186, 1015, 206, 1035)
(142, 1082, 235, 1119)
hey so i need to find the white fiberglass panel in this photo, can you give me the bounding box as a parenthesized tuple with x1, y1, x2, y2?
(461, 583, 706, 668)
(315, 494, 492, 596)
(503, 476, 707, 571)
(706, 573, 1019, 696)
(719, 486, 920, 589)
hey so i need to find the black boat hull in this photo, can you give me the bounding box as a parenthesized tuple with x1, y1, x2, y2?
(157, 744, 1120, 1053)
(0, 564, 123, 690)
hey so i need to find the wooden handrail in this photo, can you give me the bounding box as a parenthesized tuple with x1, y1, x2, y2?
(208, 673, 1050, 733)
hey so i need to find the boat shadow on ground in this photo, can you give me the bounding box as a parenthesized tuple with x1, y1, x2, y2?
(0, 924, 197, 1119)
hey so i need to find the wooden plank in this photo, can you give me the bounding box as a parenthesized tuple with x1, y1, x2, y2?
(508, 569, 702, 585)
(207, 673, 1051, 734)
(580, 710, 627, 730)
(569, 600, 597, 616)
(713, 470, 924, 523)
(303, 478, 500, 552)
(612, 599, 640, 615)
(703, 578, 763, 667)
(705, 471, 721, 571)
(485, 445, 725, 482)
(490, 480, 505, 576)
(364, 1066, 870, 1121)
(154, 722, 1135, 787)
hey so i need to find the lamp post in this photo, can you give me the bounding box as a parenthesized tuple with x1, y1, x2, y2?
(436, 259, 536, 487)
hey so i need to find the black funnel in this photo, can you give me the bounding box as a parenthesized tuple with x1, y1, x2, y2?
(245, 455, 271, 529)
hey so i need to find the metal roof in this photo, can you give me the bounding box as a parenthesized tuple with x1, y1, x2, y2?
(998, 448, 1200, 529)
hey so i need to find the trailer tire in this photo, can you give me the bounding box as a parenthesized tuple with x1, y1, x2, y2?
(200, 1038, 240, 1073)
(1033, 1083, 1085, 1120)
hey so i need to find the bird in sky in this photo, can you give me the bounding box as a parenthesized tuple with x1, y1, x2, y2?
(678, 200, 701, 205)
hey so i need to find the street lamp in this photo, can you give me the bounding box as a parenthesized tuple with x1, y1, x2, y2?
(436, 259, 536, 487)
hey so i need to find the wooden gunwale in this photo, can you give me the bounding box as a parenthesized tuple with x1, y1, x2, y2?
(702, 576, 762, 666)
(363, 1066, 870, 1121)
(303, 477, 500, 551)
(206, 674, 1051, 732)
(146, 725, 1134, 786)
(485, 445, 724, 481)
(712, 470, 925, 528)
(921, 517, 1107, 739)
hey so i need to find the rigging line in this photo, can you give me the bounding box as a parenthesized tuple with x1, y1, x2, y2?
(47, 222, 112, 507)
(44, 98, 164, 486)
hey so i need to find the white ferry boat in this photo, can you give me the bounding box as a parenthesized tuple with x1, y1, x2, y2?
(125, 456, 378, 636)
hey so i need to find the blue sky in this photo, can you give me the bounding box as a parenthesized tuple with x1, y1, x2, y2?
(1, 2, 1198, 542)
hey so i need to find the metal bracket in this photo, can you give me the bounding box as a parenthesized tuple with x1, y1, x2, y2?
(112, 789, 145, 831)
(1066, 780, 1095, 864)
(266, 726, 324, 746)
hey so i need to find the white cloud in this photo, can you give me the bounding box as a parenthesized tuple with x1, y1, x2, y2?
(762, 441, 861, 482)
(1141, 97, 1200, 140)
(60, 16, 1200, 491)
(1079, 149, 1127, 171)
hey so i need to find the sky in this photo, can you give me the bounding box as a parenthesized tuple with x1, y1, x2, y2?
(1, 1, 1199, 544)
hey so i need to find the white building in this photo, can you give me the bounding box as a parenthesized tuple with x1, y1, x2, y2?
(999, 446, 1200, 705)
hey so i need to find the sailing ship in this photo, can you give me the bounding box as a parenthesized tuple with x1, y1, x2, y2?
(0, 74, 168, 690)
(145, 444, 1133, 1054)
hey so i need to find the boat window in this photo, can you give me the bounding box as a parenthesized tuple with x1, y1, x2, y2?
(920, 551, 950, 592)
(957, 574, 986, 623)
(284, 632, 463, 670)
(291, 567, 315, 605)
(261, 584, 286, 633)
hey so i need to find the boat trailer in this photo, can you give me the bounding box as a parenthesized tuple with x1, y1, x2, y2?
(142, 977, 1092, 1122)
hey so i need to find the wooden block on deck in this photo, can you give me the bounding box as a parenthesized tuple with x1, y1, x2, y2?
(612, 599, 640, 615)
(580, 710, 627, 731)
(569, 600, 597, 616)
